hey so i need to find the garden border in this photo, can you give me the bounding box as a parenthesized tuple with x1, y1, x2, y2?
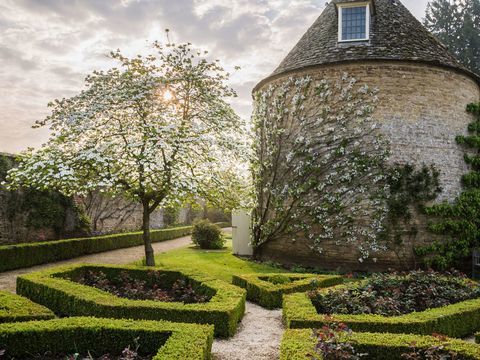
(0, 225, 193, 272)
(281, 329, 480, 359)
(0, 291, 54, 323)
(0, 316, 213, 359)
(232, 273, 343, 309)
(17, 263, 246, 338)
(0, 223, 230, 272)
(283, 286, 480, 338)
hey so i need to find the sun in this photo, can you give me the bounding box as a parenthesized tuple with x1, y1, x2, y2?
(163, 89, 174, 102)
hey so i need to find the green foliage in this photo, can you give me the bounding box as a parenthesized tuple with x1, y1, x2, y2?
(191, 220, 225, 249)
(424, 0, 480, 75)
(0, 317, 214, 360)
(283, 289, 480, 338)
(420, 103, 480, 269)
(17, 264, 246, 338)
(0, 291, 54, 323)
(383, 164, 441, 246)
(281, 329, 480, 360)
(0, 225, 193, 272)
(232, 273, 342, 309)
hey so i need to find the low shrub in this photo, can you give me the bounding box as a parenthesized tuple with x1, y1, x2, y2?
(17, 264, 246, 338)
(191, 220, 225, 249)
(0, 225, 193, 272)
(0, 291, 54, 323)
(232, 273, 343, 309)
(283, 289, 480, 338)
(0, 317, 213, 360)
(309, 270, 480, 316)
(281, 329, 480, 360)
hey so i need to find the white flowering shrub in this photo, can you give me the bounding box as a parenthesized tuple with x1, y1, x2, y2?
(251, 74, 392, 261)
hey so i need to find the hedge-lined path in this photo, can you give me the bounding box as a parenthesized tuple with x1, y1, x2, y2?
(0, 232, 198, 293)
(212, 301, 284, 360)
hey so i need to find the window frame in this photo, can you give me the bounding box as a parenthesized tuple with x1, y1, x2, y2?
(337, 2, 371, 43)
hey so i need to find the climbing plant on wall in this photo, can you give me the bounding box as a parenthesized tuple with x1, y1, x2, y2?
(418, 102, 480, 269)
(0, 154, 89, 240)
(251, 74, 441, 263)
(252, 74, 391, 261)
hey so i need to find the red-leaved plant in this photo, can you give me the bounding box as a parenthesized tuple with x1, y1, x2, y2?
(313, 322, 367, 360)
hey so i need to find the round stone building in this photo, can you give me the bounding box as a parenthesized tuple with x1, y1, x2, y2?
(252, 0, 480, 271)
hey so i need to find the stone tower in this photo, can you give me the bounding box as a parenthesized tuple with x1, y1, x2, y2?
(252, 0, 480, 271)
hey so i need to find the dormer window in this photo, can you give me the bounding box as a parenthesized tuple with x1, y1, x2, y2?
(338, 2, 370, 42)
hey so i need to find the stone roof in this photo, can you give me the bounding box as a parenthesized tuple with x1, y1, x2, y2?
(255, 0, 479, 90)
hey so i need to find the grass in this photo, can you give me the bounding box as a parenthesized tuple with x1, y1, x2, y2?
(138, 234, 287, 283)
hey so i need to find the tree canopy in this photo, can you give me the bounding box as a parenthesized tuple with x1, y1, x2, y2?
(424, 0, 480, 75)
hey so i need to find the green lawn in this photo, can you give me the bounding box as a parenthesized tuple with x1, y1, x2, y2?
(143, 236, 287, 283)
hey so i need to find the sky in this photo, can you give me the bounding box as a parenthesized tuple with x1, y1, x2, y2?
(0, 0, 429, 154)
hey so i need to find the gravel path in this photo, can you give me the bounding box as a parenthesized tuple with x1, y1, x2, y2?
(212, 302, 284, 360)
(0, 233, 193, 293)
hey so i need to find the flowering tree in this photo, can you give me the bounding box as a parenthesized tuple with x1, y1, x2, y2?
(6, 39, 248, 266)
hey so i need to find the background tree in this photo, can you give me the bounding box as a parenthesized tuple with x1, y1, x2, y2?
(424, 0, 480, 75)
(6, 38, 248, 266)
(419, 103, 480, 269)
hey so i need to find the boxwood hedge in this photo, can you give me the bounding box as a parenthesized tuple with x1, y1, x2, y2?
(0, 291, 54, 323)
(0, 316, 214, 359)
(17, 264, 246, 338)
(0, 225, 194, 272)
(283, 286, 480, 338)
(232, 273, 343, 309)
(281, 329, 480, 359)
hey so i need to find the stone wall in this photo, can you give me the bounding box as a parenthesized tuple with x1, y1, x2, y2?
(255, 60, 480, 271)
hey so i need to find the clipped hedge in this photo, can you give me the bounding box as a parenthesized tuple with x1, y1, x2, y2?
(232, 273, 343, 309)
(283, 286, 480, 338)
(281, 329, 480, 359)
(0, 225, 193, 272)
(17, 264, 246, 338)
(212, 221, 231, 229)
(0, 316, 213, 359)
(0, 291, 54, 323)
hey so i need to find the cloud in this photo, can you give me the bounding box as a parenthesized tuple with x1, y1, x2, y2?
(0, 0, 430, 153)
(0, 46, 38, 71)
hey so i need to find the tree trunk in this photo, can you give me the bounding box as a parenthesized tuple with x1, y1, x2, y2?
(142, 201, 155, 266)
(202, 201, 208, 220)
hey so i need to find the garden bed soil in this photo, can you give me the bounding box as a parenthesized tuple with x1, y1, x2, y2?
(74, 269, 210, 304)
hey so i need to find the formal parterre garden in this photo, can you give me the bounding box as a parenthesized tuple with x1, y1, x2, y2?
(4, 226, 480, 359)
